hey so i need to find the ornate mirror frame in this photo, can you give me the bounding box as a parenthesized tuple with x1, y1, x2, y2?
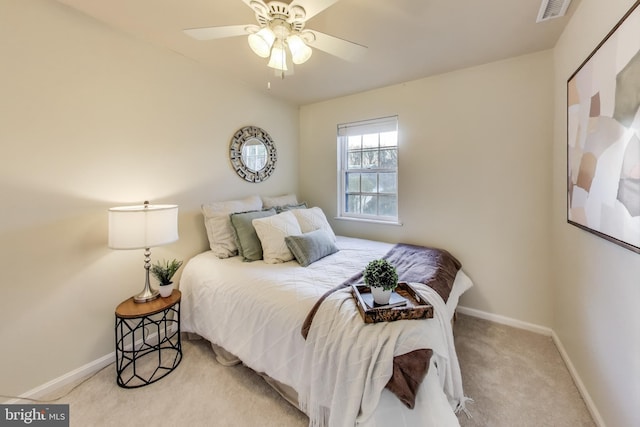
(229, 126, 277, 183)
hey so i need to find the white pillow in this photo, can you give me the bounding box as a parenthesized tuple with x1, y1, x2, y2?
(292, 207, 336, 242)
(262, 193, 298, 209)
(201, 195, 262, 258)
(252, 210, 302, 263)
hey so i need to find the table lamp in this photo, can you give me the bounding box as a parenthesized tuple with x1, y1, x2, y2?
(108, 201, 179, 303)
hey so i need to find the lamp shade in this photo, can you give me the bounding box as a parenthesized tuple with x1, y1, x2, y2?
(287, 34, 312, 65)
(248, 27, 276, 58)
(267, 41, 288, 71)
(108, 203, 179, 249)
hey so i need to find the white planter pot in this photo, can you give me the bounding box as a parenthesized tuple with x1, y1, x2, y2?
(370, 286, 392, 305)
(158, 282, 174, 297)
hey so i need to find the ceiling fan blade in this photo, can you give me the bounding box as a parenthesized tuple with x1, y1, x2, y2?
(183, 24, 253, 41)
(306, 30, 367, 62)
(289, 0, 341, 20)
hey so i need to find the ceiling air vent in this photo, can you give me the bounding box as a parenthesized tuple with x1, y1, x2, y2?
(536, 0, 572, 22)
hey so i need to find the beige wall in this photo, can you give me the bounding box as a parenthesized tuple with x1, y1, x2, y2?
(553, 0, 640, 426)
(300, 51, 554, 327)
(5, 1, 639, 425)
(0, 0, 298, 396)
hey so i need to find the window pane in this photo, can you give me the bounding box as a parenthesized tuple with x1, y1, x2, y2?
(362, 195, 378, 215)
(348, 135, 361, 150)
(346, 194, 361, 213)
(380, 148, 397, 168)
(361, 148, 379, 168)
(362, 134, 378, 148)
(378, 172, 396, 193)
(379, 131, 397, 147)
(378, 195, 397, 216)
(348, 150, 362, 168)
(361, 173, 378, 192)
(346, 173, 360, 192)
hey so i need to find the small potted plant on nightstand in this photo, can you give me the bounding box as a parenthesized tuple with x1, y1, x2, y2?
(151, 259, 183, 297)
(363, 259, 398, 305)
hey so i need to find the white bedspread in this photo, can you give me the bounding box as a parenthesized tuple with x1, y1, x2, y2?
(180, 236, 472, 427)
(298, 283, 467, 427)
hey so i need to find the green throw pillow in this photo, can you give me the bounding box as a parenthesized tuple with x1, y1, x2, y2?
(230, 208, 276, 261)
(285, 229, 339, 267)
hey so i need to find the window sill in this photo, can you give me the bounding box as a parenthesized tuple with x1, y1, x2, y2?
(334, 216, 403, 226)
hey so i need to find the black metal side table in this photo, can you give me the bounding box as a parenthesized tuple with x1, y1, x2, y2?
(114, 290, 182, 388)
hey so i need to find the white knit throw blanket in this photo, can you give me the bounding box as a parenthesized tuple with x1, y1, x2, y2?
(413, 283, 468, 413)
(297, 284, 466, 427)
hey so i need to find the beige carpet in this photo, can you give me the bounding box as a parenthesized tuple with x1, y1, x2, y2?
(38, 314, 595, 426)
(453, 315, 595, 427)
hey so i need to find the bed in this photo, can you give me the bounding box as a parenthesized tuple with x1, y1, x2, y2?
(180, 195, 473, 426)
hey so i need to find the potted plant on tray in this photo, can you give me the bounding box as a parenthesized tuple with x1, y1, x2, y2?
(363, 259, 398, 305)
(151, 258, 183, 297)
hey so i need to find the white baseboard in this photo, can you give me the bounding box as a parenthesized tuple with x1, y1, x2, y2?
(456, 305, 553, 336)
(4, 352, 115, 404)
(550, 331, 606, 427)
(3, 325, 178, 404)
(457, 305, 605, 427)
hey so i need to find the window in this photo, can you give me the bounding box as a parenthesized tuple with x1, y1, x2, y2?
(337, 116, 399, 223)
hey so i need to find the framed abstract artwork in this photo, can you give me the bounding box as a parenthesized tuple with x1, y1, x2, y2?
(567, 1, 640, 253)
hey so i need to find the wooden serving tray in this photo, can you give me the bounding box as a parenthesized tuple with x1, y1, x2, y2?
(351, 282, 433, 323)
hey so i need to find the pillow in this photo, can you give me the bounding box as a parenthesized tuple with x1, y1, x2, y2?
(285, 230, 339, 267)
(262, 193, 298, 209)
(291, 207, 337, 242)
(230, 208, 276, 261)
(275, 202, 307, 213)
(252, 210, 302, 264)
(201, 195, 262, 258)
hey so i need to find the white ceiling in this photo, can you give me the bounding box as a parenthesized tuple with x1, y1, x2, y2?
(55, 0, 580, 106)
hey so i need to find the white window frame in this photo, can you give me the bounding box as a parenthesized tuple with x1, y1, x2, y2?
(337, 116, 400, 224)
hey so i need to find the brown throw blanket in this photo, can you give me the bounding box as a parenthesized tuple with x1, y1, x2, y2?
(300, 243, 461, 409)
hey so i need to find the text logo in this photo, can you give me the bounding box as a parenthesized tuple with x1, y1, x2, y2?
(0, 405, 69, 426)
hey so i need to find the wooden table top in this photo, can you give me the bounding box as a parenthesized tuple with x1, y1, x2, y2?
(115, 290, 181, 318)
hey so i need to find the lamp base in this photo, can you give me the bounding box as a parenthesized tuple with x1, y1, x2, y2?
(133, 287, 160, 303)
(133, 247, 161, 303)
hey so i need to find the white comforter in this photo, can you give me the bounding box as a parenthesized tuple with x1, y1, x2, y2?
(180, 236, 472, 427)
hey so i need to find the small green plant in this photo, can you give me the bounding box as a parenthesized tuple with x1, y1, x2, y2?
(363, 259, 398, 291)
(151, 259, 183, 286)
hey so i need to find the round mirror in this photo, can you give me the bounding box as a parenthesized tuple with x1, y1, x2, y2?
(229, 126, 277, 182)
(241, 138, 268, 172)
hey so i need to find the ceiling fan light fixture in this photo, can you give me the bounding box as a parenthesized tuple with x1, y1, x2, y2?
(248, 27, 276, 58)
(287, 34, 312, 64)
(267, 41, 288, 71)
(184, 0, 368, 77)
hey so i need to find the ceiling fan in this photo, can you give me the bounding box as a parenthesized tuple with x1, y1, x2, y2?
(183, 0, 367, 75)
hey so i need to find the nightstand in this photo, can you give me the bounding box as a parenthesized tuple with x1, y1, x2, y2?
(114, 290, 182, 388)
